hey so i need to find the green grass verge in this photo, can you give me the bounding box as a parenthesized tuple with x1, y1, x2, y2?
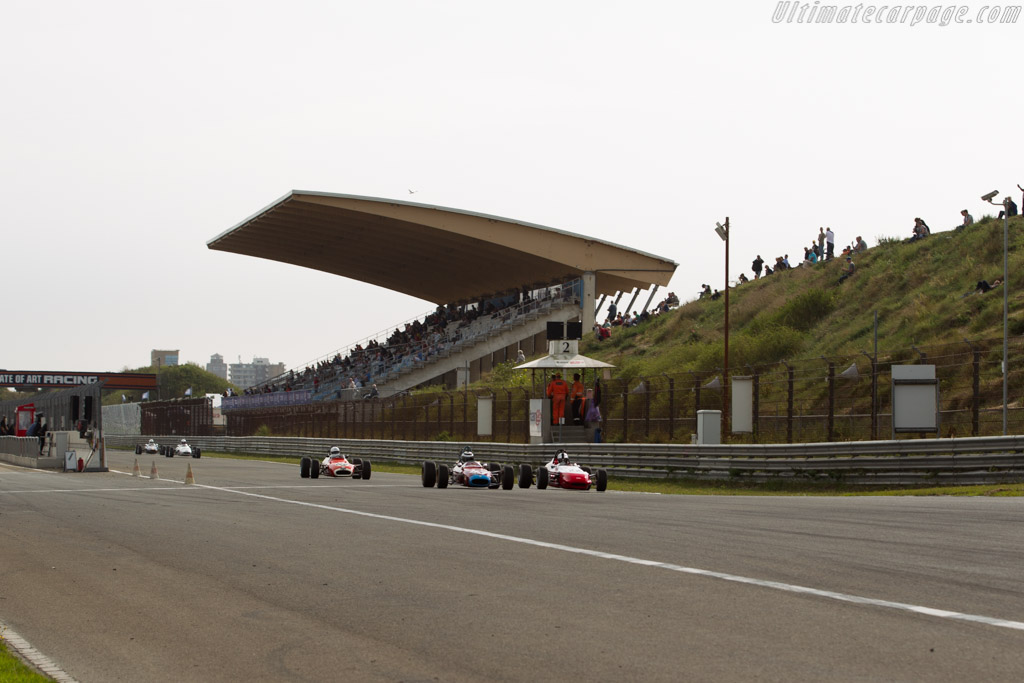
(0, 639, 51, 683)
(142, 449, 1024, 497)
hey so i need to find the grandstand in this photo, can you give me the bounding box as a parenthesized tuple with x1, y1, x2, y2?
(209, 191, 676, 410)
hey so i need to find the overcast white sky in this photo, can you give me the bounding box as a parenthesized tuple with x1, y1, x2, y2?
(2, 0, 1020, 375)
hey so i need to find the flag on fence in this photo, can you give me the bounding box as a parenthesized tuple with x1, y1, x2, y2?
(142, 391, 150, 401)
(184, 387, 193, 397)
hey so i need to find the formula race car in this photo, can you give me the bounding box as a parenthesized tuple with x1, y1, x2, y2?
(422, 446, 514, 490)
(136, 439, 161, 455)
(166, 438, 201, 458)
(300, 447, 372, 480)
(517, 450, 607, 491)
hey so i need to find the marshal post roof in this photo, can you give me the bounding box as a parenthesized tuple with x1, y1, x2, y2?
(207, 191, 677, 304)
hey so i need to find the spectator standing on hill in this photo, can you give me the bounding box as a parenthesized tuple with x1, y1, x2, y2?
(825, 227, 835, 259)
(817, 228, 826, 257)
(752, 255, 763, 279)
(783, 254, 791, 268)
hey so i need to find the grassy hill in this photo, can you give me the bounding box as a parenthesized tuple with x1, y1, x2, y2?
(576, 214, 1023, 378)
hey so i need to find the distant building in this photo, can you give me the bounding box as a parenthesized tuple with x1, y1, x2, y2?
(228, 356, 286, 389)
(206, 353, 228, 380)
(151, 349, 179, 368)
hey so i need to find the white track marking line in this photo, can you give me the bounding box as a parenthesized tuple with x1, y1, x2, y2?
(1, 622, 79, 683)
(192, 481, 1024, 633)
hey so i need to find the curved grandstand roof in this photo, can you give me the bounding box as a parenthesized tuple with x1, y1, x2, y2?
(207, 191, 678, 304)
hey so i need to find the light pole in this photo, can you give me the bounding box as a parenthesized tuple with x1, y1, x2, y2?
(715, 218, 730, 435)
(983, 190, 1009, 434)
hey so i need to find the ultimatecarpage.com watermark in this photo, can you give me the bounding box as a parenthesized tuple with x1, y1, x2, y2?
(772, 2, 1020, 25)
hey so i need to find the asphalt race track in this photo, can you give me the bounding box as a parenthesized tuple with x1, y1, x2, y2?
(2, 450, 1024, 682)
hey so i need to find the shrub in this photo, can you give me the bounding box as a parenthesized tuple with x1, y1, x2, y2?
(254, 424, 273, 437)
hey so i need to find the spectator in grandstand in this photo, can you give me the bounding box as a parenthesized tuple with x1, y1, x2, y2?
(751, 255, 763, 279)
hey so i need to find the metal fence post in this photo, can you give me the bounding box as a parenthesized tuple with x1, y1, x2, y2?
(784, 361, 794, 444)
(827, 361, 835, 442)
(664, 374, 675, 441)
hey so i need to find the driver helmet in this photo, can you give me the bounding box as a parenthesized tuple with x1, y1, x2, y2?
(459, 447, 474, 464)
(180, 439, 187, 444)
(148, 439, 155, 445)
(329, 446, 341, 457)
(557, 450, 569, 465)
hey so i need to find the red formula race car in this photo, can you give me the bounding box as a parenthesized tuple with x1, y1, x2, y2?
(300, 447, 372, 480)
(422, 446, 514, 490)
(518, 450, 607, 491)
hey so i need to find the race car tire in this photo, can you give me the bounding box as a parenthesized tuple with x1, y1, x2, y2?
(501, 465, 514, 490)
(422, 461, 436, 487)
(310, 462, 320, 479)
(193, 447, 201, 459)
(596, 469, 608, 492)
(135, 445, 142, 455)
(437, 464, 449, 489)
(537, 466, 549, 490)
(488, 462, 501, 473)
(361, 460, 372, 480)
(165, 447, 172, 458)
(352, 457, 362, 467)
(300, 457, 310, 478)
(518, 464, 533, 489)
(582, 466, 592, 474)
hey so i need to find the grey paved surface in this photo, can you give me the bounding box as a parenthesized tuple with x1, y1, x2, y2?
(2, 449, 1024, 681)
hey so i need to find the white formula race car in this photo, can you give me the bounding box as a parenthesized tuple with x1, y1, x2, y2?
(136, 439, 161, 455)
(166, 438, 201, 458)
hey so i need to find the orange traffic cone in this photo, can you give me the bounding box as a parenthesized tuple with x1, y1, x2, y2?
(132, 458, 141, 477)
(150, 461, 159, 479)
(185, 463, 195, 485)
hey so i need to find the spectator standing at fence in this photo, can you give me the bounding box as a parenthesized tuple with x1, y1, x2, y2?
(825, 227, 835, 259)
(570, 373, 585, 425)
(26, 414, 45, 455)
